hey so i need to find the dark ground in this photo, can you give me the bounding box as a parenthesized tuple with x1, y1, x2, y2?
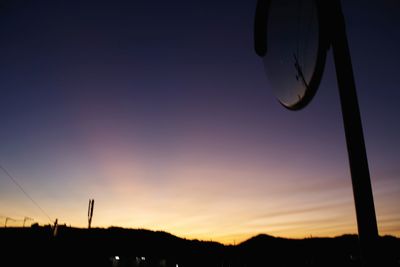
(1, 225, 399, 267)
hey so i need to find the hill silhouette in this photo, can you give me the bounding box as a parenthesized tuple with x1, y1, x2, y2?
(1, 225, 399, 266)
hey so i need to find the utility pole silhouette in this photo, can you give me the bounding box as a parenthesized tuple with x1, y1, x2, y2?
(88, 199, 94, 229)
(53, 218, 58, 237)
(23, 216, 33, 227)
(4, 217, 16, 227)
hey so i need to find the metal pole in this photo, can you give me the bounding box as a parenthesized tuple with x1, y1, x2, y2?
(330, 1, 379, 265)
(88, 199, 94, 229)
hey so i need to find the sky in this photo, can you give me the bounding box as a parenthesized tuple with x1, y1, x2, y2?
(0, 0, 399, 244)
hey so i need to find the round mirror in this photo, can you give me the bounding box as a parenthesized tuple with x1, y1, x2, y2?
(258, 0, 328, 110)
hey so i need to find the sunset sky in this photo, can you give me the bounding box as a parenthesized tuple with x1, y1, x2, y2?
(0, 0, 399, 244)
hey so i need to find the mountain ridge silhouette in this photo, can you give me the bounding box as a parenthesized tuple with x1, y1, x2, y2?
(1, 225, 399, 266)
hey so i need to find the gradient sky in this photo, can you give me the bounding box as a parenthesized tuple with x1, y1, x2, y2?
(0, 0, 399, 244)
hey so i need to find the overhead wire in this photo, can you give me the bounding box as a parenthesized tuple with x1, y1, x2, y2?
(0, 164, 53, 223)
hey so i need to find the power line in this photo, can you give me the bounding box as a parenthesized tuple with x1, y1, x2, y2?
(0, 164, 52, 223)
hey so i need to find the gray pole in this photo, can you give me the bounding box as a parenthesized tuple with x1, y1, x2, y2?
(88, 199, 94, 229)
(329, 1, 379, 265)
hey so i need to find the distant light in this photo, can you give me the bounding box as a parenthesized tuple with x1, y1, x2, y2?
(176, 264, 179, 267)
(115, 256, 120, 260)
(141, 257, 146, 261)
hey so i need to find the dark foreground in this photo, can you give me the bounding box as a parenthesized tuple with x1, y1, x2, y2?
(1, 225, 399, 267)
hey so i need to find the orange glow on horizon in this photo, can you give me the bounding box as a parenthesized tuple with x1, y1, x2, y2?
(1, 114, 399, 245)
